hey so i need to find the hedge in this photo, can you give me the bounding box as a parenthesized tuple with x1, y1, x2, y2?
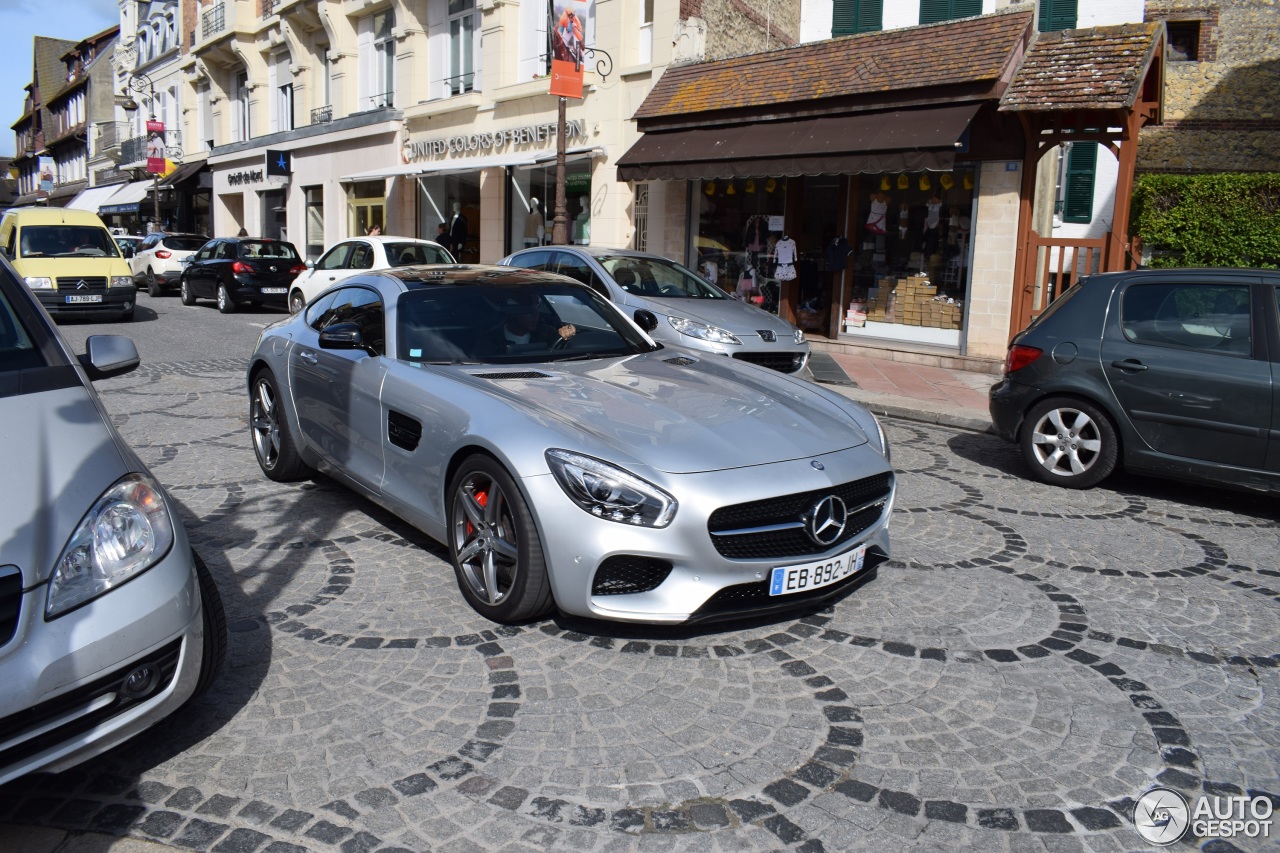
(1130, 173, 1280, 269)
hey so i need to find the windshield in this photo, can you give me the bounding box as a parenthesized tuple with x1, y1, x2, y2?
(594, 254, 727, 300)
(237, 241, 300, 260)
(397, 282, 656, 366)
(19, 225, 122, 259)
(164, 236, 208, 251)
(386, 242, 455, 266)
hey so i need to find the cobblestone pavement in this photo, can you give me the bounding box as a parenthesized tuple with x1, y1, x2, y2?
(3, 354, 1278, 853)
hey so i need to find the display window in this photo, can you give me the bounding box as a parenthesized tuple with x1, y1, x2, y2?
(688, 177, 790, 315)
(507, 160, 592, 252)
(417, 172, 481, 262)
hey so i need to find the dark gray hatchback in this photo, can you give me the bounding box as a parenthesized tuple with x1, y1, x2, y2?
(989, 268, 1280, 491)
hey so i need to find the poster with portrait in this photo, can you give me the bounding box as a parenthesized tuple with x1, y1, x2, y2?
(146, 119, 166, 175)
(549, 0, 591, 99)
(38, 156, 54, 193)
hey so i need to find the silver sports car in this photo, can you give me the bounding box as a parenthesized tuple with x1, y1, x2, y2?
(247, 265, 894, 624)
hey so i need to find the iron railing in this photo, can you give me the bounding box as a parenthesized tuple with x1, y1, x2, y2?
(202, 3, 226, 39)
(120, 130, 183, 169)
(310, 104, 333, 124)
(92, 122, 129, 157)
(366, 90, 394, 110)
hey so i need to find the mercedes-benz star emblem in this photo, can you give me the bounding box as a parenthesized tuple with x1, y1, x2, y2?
(806, 495, 848, 546)
(811, 460, 825, 471)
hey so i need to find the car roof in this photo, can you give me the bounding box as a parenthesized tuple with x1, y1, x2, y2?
(378, 264, 580, 289)
(5, 208, 110, 227)
(338, 236, 449, 248)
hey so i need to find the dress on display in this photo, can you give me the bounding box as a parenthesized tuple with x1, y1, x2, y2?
(866, 196, 888, 234)
(774, 236, 798, 282)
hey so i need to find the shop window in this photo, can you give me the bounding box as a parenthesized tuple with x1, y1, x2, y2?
(305, 186, 324, 262)
(832, 0, 881, 35)
(1166, 21, 1201, 62)
(506, 160, 591, 254)
(1037, 0, 1077, 32)
(1062, 142, 1096, 224)
(918, 0, 980, 25)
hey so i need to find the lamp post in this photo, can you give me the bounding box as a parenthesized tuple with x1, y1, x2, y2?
(125, 72, 181, 231)
(550, 48, 611, 246)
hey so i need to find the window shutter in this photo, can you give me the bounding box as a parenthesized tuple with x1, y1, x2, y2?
(1063, 142, 1097, 224)
(954, 0, 981, 18)
(1039, 0, 1077, 32)
(833, 0, 881, 36)
(919, 0, 950, 25)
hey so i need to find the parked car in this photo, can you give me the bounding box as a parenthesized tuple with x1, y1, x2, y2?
(113, 234, 146, 258)
(180, 237, 305, 313)
(289, 236, 455, 313)
(130, 232, 209, 296)
(0, 257, 226, 785)
(0, 208, 137, 321)
(247, 265, 893, 625)
(990, 268, 1280, 491)
(499, 247, 810, 374)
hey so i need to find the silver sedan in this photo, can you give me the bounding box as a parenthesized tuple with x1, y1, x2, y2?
(247, 265, 893, 624)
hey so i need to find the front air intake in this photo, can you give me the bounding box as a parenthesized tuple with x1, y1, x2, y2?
(591, 556, 673, 596)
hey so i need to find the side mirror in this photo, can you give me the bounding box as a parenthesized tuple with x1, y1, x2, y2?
(305, 260, 315, 269)
(633, 309, 659, 333)
(79, 335, 140, 381)
(318, 322, 367, 351)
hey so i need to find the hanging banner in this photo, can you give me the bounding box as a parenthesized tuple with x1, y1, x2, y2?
(146, 119, 166, 175)
(549, 0, 590, 99)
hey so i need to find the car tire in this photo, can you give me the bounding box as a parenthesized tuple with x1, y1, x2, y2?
(187, 549, 227, 701)
(249, 368, 311, 482)
(1019, 397, 1119, 489)
(146, 268, 161, 297)
(288, 289, 305, 314)
(447, 454, 555, 624)
(217, 284, 236, 314)
(180, 277, 197, 306)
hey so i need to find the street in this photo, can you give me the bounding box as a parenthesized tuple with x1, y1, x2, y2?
(4, 289, 1279, 852)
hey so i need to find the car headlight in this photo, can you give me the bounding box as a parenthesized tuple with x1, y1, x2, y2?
(110, 276, 133, 288)
(794, 329, 806, 345)
(546, 449, 677, 528)
(667, 316, 741, 345)
(24, 276, 53, 289)
(873, 415, 891, 463)
(46, 474, 175, 618)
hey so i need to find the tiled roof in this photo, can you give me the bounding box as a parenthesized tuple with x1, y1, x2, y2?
(1000, 22, 1162, 112)
(633, 8, 1034, 122)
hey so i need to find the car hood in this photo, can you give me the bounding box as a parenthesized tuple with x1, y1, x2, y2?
(461, 352, 866, 474)
(0, 385, 132, 586)
(12, 256, 132, 281)
(638, 297, 796, 337)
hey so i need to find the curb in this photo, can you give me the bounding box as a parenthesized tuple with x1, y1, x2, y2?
(817, 381, 995, 435)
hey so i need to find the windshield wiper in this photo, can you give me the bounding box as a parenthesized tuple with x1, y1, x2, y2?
(548, 352, 614, 362)
(420, 358, 482, 365)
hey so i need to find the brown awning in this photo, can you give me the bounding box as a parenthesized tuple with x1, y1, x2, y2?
(616, 104, 981, 182)
(158, 159, 208, 188)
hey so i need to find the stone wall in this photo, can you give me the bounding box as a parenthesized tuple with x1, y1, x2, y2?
(966, 161, 1021, 360)
(1138, 0, 1280, 173)
(682, 0, 801, 60)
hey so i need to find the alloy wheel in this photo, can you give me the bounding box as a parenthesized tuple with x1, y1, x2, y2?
(250, 377, 281, 470)
(451, 472, 519, 606)
(1028, 406, 1104, 477)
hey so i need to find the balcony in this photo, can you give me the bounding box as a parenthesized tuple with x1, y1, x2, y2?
(260, 0, 279, 16)
(310, 104, 333, 125)
(93, 121, 128, 157)
(202, 3, 226, 39)
(120, 130, 183, 169)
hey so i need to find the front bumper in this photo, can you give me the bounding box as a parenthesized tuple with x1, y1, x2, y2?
(37, 286, 137, 318)
(0, 532, 204, 785)
(523, 444, 894, 623)
(988, 376, 1041, 443)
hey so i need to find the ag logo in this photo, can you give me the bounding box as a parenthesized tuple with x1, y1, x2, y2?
(1134, 787, 1189, 845)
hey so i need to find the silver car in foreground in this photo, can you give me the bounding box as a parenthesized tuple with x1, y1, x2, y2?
(0, 266, 225, 785)
(247, 265, 893, 624)
(500, 247, 810, 374)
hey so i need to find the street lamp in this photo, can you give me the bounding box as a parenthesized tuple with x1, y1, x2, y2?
(550, 47, 612, 246)
(125, 72, 182, 231)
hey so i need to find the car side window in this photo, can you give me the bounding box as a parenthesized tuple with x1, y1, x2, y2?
(320, 287, 385, 355)
(194, 244, 213, 262)
(215, 242, 234, 260)
(513, 250, 552, 272)
(552, 253, 609, 297)
(349, 243, 375, 270)
(1121, 283, 1252, 356)
(305, 291, 339, 329)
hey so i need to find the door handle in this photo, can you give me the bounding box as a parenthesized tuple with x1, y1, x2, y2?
(298, 351, 318, 365)
(1110, 359, 1148, 372)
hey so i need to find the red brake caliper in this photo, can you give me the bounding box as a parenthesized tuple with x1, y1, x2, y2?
(465, 488, 489, 537)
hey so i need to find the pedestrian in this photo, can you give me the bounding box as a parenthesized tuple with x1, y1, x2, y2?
(436, 222, 451, 253)
(368, 224, 382, 236)
(237, 227, 248, 237)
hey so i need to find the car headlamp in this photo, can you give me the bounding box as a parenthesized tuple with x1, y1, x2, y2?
(25, 276, 53, 289)
(667, 316, 741, 345)
(46, 474, 175, 618)
(794, 329, 806, 345)
(873, 415, 891, 463)
(546, 449, 677, 528)
(110, 276, 133, 288)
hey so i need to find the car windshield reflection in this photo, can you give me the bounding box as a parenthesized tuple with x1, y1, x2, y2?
(397, 283, 654, 365)
(593, 255, 727, 300)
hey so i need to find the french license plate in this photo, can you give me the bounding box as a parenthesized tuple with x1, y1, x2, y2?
(65, 294, 102, 304)
(260, 288, 287, 294)
(769, 544, 866, 596)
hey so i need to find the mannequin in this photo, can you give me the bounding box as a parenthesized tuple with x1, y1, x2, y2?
(866, 192, 889, 235)
(524, 198, 545, 247)
(448, 202, 468, 257)
(897, 203, 911, 239)
(922, 194, 943, 255)
(574, 195, 590, 245)
(773, 233, 798, 282)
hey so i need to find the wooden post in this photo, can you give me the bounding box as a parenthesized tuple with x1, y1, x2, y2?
(1008, 113, 1042, 341)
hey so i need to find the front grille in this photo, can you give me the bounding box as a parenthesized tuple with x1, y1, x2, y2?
(55, 277, 108, 293)
(592, 555, 673, 596)
(691, 546, 887, 621)
(0, 567, 21, 647)
(734, 352, 804, 373)
(0, 638, 182, 768)
(708, 472, 893, 560)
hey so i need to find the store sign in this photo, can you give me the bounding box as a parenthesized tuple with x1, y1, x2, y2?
(402, 120, 587, 163)
(227, 169, 265, 186)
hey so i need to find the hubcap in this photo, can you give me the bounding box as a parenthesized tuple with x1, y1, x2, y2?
(451, 473, 519, 606)
(250, 378, 280, 469)
(218, 287, 228, 309)
(1030, 407, 1103, 477)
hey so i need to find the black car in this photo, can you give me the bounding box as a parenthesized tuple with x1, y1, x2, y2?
(180, 237, 306, 313)
(990, 268, 1280, 491)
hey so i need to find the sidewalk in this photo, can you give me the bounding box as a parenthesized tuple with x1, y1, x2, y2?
(808, 350, 996, 433)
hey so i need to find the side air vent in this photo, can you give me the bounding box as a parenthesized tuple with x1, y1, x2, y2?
(388, 410, 422, 452)
(664, 356, 698, 366)
(592, 556, 673, 596)
(475, 371, 553, 380)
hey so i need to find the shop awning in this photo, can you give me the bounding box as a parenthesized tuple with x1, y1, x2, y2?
(526, 146, 607, 167)
(342, 152, 541, 182)
(159, 159, 207, 187)
(66, 184, 124, 212)
(616, 104, 981, 182)
(99, 180, 153, 214)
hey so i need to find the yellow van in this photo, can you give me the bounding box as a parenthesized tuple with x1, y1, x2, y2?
(0, 208, 138, 321)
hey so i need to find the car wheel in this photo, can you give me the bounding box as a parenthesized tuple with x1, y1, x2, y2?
(249, 368, 311, 482)
(146, 268, 161, 297)
(217, 284, 236, 314)
(180, 277, 197, 306)
(448, 454, 554, 623)
(187, 549, 227, 701)
(288, 289, 305, 314)
(1019, 397, 1119, 489)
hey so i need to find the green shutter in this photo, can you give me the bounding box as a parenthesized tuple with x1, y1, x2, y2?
(920, 0, 980, 24)
(1063, 142, 1097, 224)
(1039, 0, 1078, 32)
(833, 0, 881, 35)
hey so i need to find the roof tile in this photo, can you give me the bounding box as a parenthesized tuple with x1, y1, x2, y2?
(1000, 22, 1163, 111)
